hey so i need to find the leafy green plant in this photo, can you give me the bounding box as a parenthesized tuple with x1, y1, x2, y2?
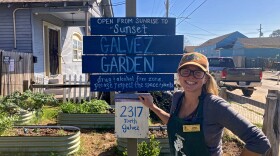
(60, 99, 111, 114)
(0, 90, 59, 125)
(0, 113, 17, 135)
(41, 106, 59, 122)
(149, 91, 172, 122)
(123, 135, 161, 156)
(0, 90, 58, 115)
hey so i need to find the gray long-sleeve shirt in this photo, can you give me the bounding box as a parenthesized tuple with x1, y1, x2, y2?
(170, 91, 271, 156)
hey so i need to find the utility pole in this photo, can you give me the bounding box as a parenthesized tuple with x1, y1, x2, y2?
(126, 0, 136, 17)
(165, 0, 169, 17)
(258, 24, 263, 38)
(125, 2, 138, 156)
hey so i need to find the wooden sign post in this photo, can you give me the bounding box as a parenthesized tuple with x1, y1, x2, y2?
(82, 12, 183, 156)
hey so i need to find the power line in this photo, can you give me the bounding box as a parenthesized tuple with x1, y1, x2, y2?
(185, 21, 217, 35)
(151, 0, 156, 16)
(176, 0, 208, 26)
(169, 0, 176, 10)
(176, 0, 196, 19)
(179, 32, 219, 36)
(101, 1, 125, 6)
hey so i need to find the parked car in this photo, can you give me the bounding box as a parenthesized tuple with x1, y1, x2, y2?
(209, 57, 262, 97)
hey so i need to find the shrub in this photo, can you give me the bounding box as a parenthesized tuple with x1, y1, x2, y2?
(60, 99, 111, 114)
(0, 90, 59, 125)
(149, 91, 172, 122)
(0, 90, 58, 115)
(0, 113, 17, 135)
(123, 135, 161, 156)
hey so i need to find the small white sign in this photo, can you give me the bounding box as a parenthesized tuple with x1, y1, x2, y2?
(3, 56, 10, 64)
(115, 98, 149, 138)
(9, 59, 14, 72)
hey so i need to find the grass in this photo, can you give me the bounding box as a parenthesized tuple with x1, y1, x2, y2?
(42, 106, 59, 119)
(40, 106, 60, 125)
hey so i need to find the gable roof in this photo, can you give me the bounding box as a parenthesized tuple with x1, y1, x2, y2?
(237, 37, 280, 48)
(198, 32, 237, 47)
(184, 46, 197, 53)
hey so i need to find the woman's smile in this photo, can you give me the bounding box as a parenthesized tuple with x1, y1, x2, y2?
(185, 80, 197, 85)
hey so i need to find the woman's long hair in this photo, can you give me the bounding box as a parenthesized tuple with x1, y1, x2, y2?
(204, 73, 219, 95)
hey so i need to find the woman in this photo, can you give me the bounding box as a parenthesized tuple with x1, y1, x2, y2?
(139, 52, 270, 156)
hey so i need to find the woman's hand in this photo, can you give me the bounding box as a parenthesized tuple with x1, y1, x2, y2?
(138, 94, 155, 109)
(138, 94, 170, 124)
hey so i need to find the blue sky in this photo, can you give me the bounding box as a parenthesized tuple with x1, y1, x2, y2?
(111, 0, 280, 46)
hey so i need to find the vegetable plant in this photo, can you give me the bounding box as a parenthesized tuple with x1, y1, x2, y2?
(123, 135, 161, 156)
(149, 91, 172, 122)
(0, 113, 17, 135)
(0, 90, 59, 125)
(60, 99, 111, 114)
(0, 90, 58, 115)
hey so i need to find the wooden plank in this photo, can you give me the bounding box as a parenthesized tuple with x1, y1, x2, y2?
(82, 55, 181, 73)
(67, 75, 71, 102)
(0, 51, 33, 96)
(63, 75, 66, 103)
(31, 83, 90, 89)
(90, 17, 176, 35)
(263, 90, 280, 156)
(78, 75, 82, 103)
(83, 35, 184, 55)
(90, 74, 174, 92)
(73, 75, 77, 103)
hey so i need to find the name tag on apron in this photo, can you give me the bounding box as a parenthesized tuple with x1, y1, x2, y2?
(183, 124, 200, 132)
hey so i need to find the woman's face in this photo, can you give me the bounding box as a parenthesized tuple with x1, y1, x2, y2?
(178, 65, 208, 94)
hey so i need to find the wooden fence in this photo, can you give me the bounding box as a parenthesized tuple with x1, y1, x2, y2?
(263, 90, 280, 156)
(221, 88, 280, 155)
(32, 74, 99, 103)
(0, 50, 34, 96)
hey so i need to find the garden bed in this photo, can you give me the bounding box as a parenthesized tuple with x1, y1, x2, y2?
(0, 125, 80, 156)
(14, 110, 35, 125)
(58, 113, 115, 129)
(58, 99, 115, 129)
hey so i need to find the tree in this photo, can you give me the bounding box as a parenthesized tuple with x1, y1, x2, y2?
(270, 29, 280, 37)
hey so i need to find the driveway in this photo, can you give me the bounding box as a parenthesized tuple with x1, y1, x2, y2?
(230, 71, 280, 104)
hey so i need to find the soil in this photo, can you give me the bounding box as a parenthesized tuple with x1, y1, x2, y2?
(2, 127, 242, 156)
(4, 127, 77, 136)
(77, 129, 243, 156)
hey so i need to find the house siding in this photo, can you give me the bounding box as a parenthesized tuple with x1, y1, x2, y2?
(196, 45, 218, 57)
(61, 27, 85, 77)
(220, 49, 233, 57)
(242, 48, 280, 58)
(15, 11, 32, 52)
(0, 6, 15, 51)
(0, 6, 33, 52)
(33, 14, 64, 76)
(1, 1, 109, 79)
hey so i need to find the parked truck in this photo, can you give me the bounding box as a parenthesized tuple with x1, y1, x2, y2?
(209, 57, 262, 97)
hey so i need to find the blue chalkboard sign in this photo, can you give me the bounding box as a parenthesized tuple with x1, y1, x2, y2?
(82, 55, 182, 73)
(90, 17, 176, 35)
(90, 74, 174, 92)
(83, 35, 183, 54)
